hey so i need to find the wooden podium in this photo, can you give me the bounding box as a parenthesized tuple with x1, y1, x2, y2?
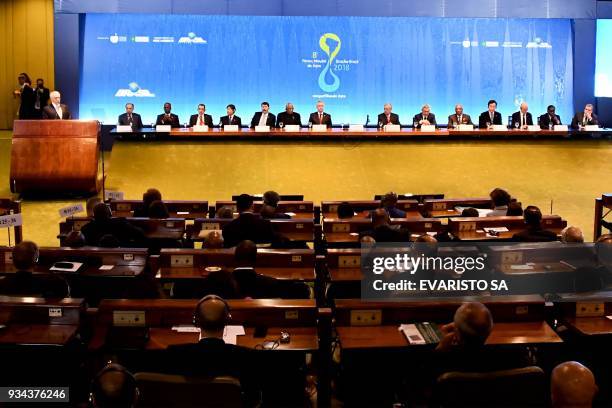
(10, 120, 101, 194)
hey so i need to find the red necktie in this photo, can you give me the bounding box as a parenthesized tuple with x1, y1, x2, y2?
(386, 114, 391, 124)
(199, 115, 204, 125)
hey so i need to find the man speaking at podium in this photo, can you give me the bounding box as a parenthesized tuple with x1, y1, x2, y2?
(118, 103, 143, 129)
(42, 91, 71, 120)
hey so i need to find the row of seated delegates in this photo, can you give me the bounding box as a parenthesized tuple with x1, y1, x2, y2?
(13, 73, 52, 119)
(173, 240, 310, 299)
(81, 202, 147, 247)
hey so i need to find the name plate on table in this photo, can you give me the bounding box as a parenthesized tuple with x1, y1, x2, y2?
(156, 125, 171, 132)
(384, 124, 400, 132)
(59, 203, 84, 218)
(457, 124, 474, 131)
(349, 124, 364, 132)
(420, 125, 436, 132)
(0, 213, 22, 228)
(223, 125, 239, 131)
(116, 125, 133, 132)
(584, 125, 600, 131)
(311, 124, 328, 132)
(527, 125, 541, 132)
(284, 125, 300, 132)
(491, 125, 507, 131)
(255, 125, 270, 132)
(553, 125, 569, 132)
(192, 125, 208, 132)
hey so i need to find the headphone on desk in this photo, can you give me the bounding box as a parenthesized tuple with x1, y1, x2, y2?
(192, 294, 231, 327)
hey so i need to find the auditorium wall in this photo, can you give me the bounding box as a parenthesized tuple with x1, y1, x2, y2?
(0, 0, 55, 129)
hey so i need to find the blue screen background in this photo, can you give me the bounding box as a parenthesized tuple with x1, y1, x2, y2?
(80, 14, 574, 125)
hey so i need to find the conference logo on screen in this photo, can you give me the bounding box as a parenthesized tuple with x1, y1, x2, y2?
(114, 82, 155, 97)
(178, 32, 207, 44)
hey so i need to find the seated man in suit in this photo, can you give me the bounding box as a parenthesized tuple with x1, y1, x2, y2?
(155, 102, 180, 127)
(551, 362, 597, 408)
(0, 241, 70, 298)
(276, 102, 302, 128)
(90, 363, 139, 408)
(510, 102, 533, 129)
(222, 194, 276, 247)
(561, 226, 584, 243)
(189, 103, 213, 127)
(232, 240, 310, 299)
(478, 99, 502, 128)
(308, 100, 332, 128)
(261, 190, 290, 219)
(359, 208, 411, 242)
(81, 202, 146, 247)
(571, 103, 599, 129)
(413, 104, 437, 128)
(377, 103, 400, 127)
(512, 206, 558, 242)
(220, 104, 242, 127)
(447, 104, 473, 128)
(488, 187, 512, 217)
(133, 188, 163, 217)
(539, 105, 562, 129)
(118, 103, 143, 129)
(42, 91, 71, 119)
(380, 191, 406, 218)
(436, 302, 492, 353)
(337, 202, 355, 219)
(250, 101, 276, 128)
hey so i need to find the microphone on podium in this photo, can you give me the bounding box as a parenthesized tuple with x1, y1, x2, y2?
(365, 114, 370, 126)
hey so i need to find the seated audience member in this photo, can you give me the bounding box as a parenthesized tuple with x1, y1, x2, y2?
(506, 201, 523, 216)
(436, 302, 493, 352)
(0, 241, 70, 298)
(231, 240, 310, 299)
(216, 206, 234, 219)
(360, 208, 411, 242)
(87, 196, 103, 217)
(90, 363, 139, 408)
(222, 194, 277, 248)
(512, 206, 558, 242)
(415, 234, 437, 243)
(64, 230, 86, 247)
(147, 200, 169, 219)
(261, 190, 290, 219)
(561, 226, 584, 243)
(202, 230, 224, 249)
(551, 361, 597, 408)
(81, 203, 145, 247)
(133, 188, 162, 217)
(380, 192, 407, 218)
(461, 208, 479, 217)
(360, 235, 376, 244)
(98, 234, 121, 248)
(337, 202, 355, 219)
(488, 188, 512, 216)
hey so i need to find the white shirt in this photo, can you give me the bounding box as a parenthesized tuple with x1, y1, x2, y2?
(53, 103, 63, 119)
(258, 112, 268, 126)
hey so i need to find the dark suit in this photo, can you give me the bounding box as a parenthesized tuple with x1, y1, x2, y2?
(412, 113, 437, 128)
(155, 113, 180, 127)
(478, 111, 503, 128)
(118, 112, 144, 129)
(512, 227, 558, 242)
(0, 271, 70, 298)
(538, 113, 561, 129)
(359, 225, 411, 242)
(571, 112, 599, 129)
(447, 114, 473, 127)
(232, 267, 310, 299)
(220, 115, 242, 127)
(222, 212, 276, 248)
(18, 85, 36, 119)
(81, 218, 146, 247)
(250, 112, 276, 128)
(189, 113, 213, 127)
(377, 113, 400, 126)
(276, 111, 302, 127)
(510, 111, 533, 128)
(33, 87, 50, 118)
(308, 112, 332, 128)
(42, 104, 71, 119)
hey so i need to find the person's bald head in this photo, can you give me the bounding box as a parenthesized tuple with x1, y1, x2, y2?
(195, 296, 230, 334)
(235, 240, 257, 267)
(520, 102, 528, 113)
(562, 226, 584, 243)
(372, 208, 390, 227)
(203, 230, 224, 249)
(551, 361, 597, 408)
(361, 235, 376, 244)
(453, 302, 493, 348)
(93, 202, 112, 221)
(12, 241, 39, 271)
(91, 364, 138, 408)
(597, 234, 612, 244)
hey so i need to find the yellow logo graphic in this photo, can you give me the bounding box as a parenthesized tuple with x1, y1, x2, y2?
(318, 33, 341, 92)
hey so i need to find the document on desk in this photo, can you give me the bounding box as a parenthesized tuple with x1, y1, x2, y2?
(483, 227, 509, 233)
(170, 325, 245, 344)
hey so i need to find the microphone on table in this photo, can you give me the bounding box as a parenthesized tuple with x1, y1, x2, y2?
(365, 114, 370, 126)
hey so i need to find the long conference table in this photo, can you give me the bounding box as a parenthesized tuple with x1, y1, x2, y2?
(110, 126, 612, 141)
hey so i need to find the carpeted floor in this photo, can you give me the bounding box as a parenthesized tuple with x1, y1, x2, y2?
(1, 130, 610, 245)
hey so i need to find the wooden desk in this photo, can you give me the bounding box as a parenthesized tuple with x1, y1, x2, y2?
(59, 217, 185, 242)
(108, 200, 209, 219)
(214, 201, 314, 220)
(554, 292, 612, 337)
(423, 198, 492, 218)
(321, 200, 421, 219)
(323, 217, 441, 244)
(593, 193, 612, 240)
(449, 215, 566, 241)
(188, 218, 315, 242)
(0, 324, 79, 346)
